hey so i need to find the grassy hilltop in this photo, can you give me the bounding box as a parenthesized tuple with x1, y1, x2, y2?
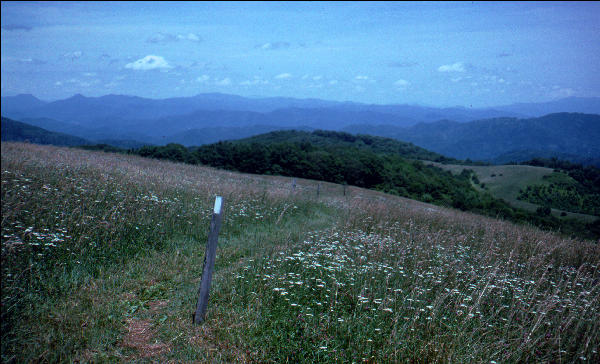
(1, 142, 599, 362)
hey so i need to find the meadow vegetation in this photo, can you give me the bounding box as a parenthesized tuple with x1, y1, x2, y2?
(1, 142, 599, 362)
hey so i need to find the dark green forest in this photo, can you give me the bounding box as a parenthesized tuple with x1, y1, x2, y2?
(122, 130, 598, 240)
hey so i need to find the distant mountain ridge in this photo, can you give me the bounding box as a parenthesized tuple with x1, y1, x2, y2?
(5, 93, 599, 126)
(344, 113, 600, 166)
(3, 93, 599, 123)
(2, 93, 599, 166)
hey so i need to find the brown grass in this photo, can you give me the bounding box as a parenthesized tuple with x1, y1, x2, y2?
(122, 318, 170, 358)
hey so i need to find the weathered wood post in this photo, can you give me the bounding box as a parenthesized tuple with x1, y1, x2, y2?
(342, 181, 347, 196)
(193, 196, 224, 324)
(292, 178, 297, 192)
(317, 183, 320, 197)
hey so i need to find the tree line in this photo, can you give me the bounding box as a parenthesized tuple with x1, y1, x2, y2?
(78, 131, 599, 240)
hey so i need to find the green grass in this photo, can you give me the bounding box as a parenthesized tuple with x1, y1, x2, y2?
(2, 142, 599, 363)
(425, 162, 598, 222)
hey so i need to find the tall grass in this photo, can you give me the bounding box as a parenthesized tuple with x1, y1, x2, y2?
(217, 200, 598, 362)
(1, 142, 598, 362)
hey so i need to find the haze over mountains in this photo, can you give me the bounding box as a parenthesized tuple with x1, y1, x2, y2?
(1, 93, 599, 165)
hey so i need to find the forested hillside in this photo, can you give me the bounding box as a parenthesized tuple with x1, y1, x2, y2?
(130, 130, 599, 240)
(345, 113, 600, 165)
(1, 117, 91, 146)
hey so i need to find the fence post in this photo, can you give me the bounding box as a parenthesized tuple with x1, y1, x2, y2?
(193, 196, 224, 324)
(317, 183, 320, 197)
(292, 178, 297, 192)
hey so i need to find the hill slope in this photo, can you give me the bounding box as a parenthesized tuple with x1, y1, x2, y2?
(235, 129, 457, 162)
(1, 117, 91, 146)
(132, 130, 598, 239)
(2, 142, 598, 362)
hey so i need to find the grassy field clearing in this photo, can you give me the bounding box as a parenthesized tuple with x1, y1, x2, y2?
(2, 142, 599, 362)
(426, 162, 598, 222)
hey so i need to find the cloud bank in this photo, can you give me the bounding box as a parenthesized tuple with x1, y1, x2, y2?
(147, 32, 202, 44)
(125, 55, 172, 70)
(438, 62, 465, 72)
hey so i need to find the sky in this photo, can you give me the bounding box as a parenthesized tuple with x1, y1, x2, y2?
(1, 1, 599, 107)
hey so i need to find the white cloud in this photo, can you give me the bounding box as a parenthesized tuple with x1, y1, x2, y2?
(215, 77, 232, 86)
(197, 75, 210, 83)
(313, 75, 323, 81)
(329, 80, 338, 85)
(240, 76, 269, 86)
(177, 33, 201, 42)
(2, 56, 46, 65)
(63, 51, 83, 61)
(549, 87, 575, 99)
(275, 73, 292, 79)
(257, 42, 290, 50)
(354, 75, 375, 83)
(148, 32, 202, 43)
(55, 78, 99, 88)
(438, 62, 465, 72)
(125, 55, 172, 71)
(147, 33, 176, 43)
(394, 79, 410, 87)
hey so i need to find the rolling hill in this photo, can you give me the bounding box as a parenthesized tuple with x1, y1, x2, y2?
(345, 113, 600, 166)
(1, 117, 91, 146)
(133, 129, 599, 240)
(3, 93, 599, 165)
(2, 142, 598, 362)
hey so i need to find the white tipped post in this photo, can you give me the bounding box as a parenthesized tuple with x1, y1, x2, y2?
(194, 196, 224, 324)
(213, 196, 222, 214)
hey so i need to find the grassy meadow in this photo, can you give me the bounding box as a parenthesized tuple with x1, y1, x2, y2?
(1, 142, 599, 363)
(426, 162, 598, 222)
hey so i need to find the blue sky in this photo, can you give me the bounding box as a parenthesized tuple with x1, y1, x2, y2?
(1, 1, 599, 107)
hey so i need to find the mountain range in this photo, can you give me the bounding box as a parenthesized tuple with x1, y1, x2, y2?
(1, 93, 599, 165)
(345, 113, 600, 165)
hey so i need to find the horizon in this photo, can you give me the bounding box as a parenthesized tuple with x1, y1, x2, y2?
(2, 91, 600, 111)
(2, 2, 599, 108)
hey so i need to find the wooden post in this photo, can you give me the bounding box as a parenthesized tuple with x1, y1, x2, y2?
(193, 196, 224, 324)
(292, 178, 297, 192)
(317, 183, 320, 197)
(343, 182, 347, 196)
